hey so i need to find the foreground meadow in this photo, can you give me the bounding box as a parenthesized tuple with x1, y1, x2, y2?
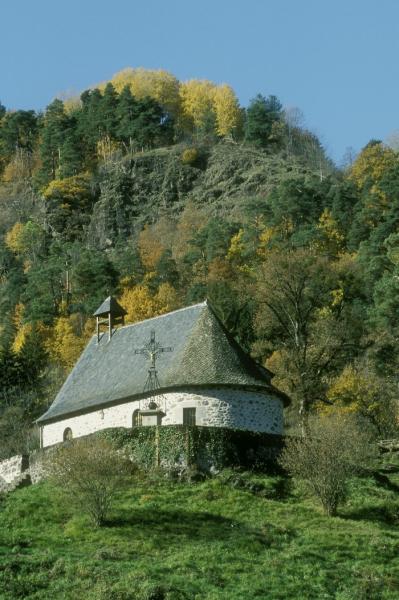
(0, 469, 398, 599)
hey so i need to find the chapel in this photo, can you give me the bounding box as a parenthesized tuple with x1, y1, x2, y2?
(37, 299, 289, 448)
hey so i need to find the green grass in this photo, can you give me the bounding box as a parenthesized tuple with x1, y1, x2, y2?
(0, 468, 398, 599)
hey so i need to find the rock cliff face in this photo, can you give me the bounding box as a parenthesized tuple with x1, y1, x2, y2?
(88, 147, 201, 247)
(87, 142, 305, 248)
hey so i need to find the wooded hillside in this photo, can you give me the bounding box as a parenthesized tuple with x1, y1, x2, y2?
(0, 68, 398, 455)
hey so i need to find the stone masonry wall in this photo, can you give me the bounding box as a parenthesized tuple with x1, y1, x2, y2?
(41, 388, 284, 448)
(0, 454, 29, 484)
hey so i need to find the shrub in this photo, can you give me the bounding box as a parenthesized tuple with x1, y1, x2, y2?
(181, 147, 198, 165)
(44, 437, 134, 526)
(279, 414, 374, 516)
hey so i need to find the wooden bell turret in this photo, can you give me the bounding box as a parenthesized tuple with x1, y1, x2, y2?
(93, 296, 127, 342)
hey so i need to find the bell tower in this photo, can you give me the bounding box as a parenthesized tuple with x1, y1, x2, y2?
(93, 296, 127, 342)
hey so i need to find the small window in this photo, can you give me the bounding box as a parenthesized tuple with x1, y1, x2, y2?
(63, 427, 73, 442)
(132, 409, 142, 427)
(183, 407, 196, 426)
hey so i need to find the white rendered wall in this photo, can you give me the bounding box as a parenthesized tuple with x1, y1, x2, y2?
(41, 388, 284, 448)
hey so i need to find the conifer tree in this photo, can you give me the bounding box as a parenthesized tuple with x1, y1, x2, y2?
(78, 88, 103, 159)
(245, 94, 282, 148)
(72, 250, 120, 314)
(99, 82, 119, 138)
(132, 97, 173, 149)
(116, 85, 139, 149)
(39, 99, 69, 182)
(0, 110, 38, 165)
(59, 126, 84, 178)
(53, 110, 84, 179)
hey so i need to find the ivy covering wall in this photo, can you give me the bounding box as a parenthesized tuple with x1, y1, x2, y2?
(98, 425, 284, 472)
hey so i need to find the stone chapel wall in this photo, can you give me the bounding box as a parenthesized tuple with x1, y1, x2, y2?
(41, 388, 284, 448)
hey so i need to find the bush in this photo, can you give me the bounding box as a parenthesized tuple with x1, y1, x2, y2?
(44, 437, 134, 526)
(181, 147, 199, 165)
(279, 414, 374, 516)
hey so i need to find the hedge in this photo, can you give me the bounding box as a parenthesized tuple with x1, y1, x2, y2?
(97, 426, 284, 472)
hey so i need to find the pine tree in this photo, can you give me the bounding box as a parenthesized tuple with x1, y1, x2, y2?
(0, 110, 38, 165)
(39, 99, 69, 182)
(245, 94, 282, 148)
(78, 88, 103, 160)
(59, 128, 83, 178)
(116, 85, 139, 149)
(131, 97, 173, 149)
(99, 82, 119, 138)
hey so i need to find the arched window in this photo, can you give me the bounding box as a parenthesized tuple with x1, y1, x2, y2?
(63, 427, 73, 442)
(132, 410, 142, 427)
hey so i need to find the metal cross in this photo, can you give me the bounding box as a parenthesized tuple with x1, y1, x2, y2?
(134, 330, 173, 395)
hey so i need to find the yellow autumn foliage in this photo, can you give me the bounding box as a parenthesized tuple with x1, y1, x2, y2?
(174, 203, 205, 260)
(348, 143, 398, 190)
(138, 226, 165, 270)
(11, 304, 50, 354)
(227, 229, 245, 261)
(96, 135, 121, 162)
(180, 79, 216, 130)
(138, 219, 175, 270)
(2, 149, 33, 182)
(265, 350, 291, 397)
(109, 67, 181, 116)
(119, 283, 179, 325)
(5, 221, 44, 266)
(119, 285, 156, 323)
(5, 222, 25, 253)
(13, 303, 25, 329)
(257, 225, 279, 258)
(213, 84, 241, 137)
(11, 303, 29, 353)
(315, 208, 345, 256)
(154, 283, 179, 314)
(323, 365, 394, 427)
(47, 317, 86, 370)
(226, 229, 252, 274)
(63, 95, 82, 114)
(42, 174, 91, 204)
(12, 324, 32, 353)
(181, 147, 198, 165)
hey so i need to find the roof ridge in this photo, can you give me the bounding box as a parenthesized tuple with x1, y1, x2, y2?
(116, 300, 208, 332)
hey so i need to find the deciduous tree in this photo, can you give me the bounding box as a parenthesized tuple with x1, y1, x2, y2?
(213, 84, 241, 137)
(111, 67, 181, 117)
(180, 79, 216, 135)
(255, 250, 354, 433)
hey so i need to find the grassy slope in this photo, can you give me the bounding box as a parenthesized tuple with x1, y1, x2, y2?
(0, 471, 398, 600)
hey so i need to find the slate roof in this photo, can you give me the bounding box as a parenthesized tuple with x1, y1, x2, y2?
(93, 296, 127, 318)
(38, 301, 289, 424)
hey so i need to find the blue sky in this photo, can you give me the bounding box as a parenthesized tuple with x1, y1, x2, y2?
(1, 0, 399, 163)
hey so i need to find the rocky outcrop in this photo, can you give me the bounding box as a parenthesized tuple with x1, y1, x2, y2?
(86, 142, 306, 248)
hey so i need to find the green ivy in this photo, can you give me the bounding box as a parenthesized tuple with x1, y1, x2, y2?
(97, 426, 283, 472)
